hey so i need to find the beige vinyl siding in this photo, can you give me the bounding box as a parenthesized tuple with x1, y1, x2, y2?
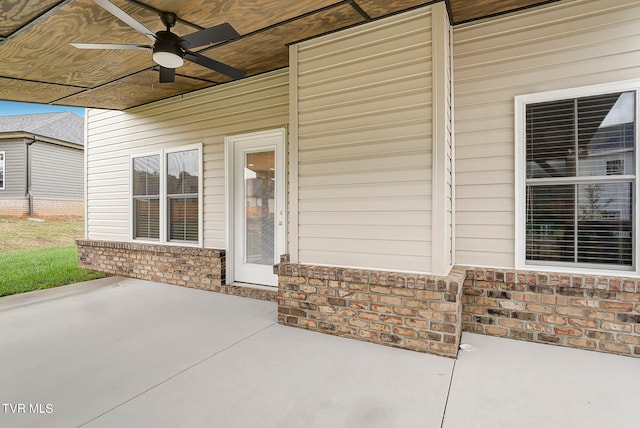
(86, 70, 288, 245)
(453, 0, 640, 268)
(292, 7, 434, 273)
(0, 140, 26, 196)
(30, 142, 83, 199)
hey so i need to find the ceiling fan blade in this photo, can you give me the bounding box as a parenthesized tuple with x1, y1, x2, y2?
(185, 50, 245, 80)
(180, 22, 240, 49)
(91, 0, 156, 42)
(159, 66, 175, 83)
(70, 42, 151, 50)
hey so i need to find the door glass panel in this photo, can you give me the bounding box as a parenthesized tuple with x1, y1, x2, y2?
(245, 151, 275, 265)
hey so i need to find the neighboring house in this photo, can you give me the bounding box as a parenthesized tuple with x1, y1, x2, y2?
(0, 112, 84, 217)
(75, 0, 639, 359)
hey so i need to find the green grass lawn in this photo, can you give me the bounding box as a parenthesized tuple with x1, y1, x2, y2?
(0, 217, 107, 297)
(0, 246, 106, 297)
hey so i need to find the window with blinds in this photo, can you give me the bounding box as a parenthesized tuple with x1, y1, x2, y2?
(166, 149, 199, 242)
(132, 155, 160, 240)
(525, 91, 635, 268)
(131, 146, 201, 245)
(0, 152, 5, 190)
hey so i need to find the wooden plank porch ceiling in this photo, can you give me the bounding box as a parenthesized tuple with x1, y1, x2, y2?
(0, 0, 556, 110)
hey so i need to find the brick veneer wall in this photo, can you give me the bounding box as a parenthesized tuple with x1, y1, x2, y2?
(75, 241, 639, 358)
(32, 198, 83, 217)
(0, 197, 82, 217)
(462, 268, 640, 357)
(77, 240, 276, 302)
(275, 256, 465, 358)
(0, 197, 29, 216)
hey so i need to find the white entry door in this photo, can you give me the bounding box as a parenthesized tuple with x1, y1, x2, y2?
(226, 129, 285, 287)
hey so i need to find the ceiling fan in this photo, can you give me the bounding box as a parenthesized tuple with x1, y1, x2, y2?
(70, 0, 245, 83)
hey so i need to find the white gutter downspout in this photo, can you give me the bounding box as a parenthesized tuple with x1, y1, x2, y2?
(25, 137, 35, 215)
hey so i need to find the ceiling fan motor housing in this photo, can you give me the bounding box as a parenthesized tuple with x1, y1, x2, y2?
(160, 11, 177, 29)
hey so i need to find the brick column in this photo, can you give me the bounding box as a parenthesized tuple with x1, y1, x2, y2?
(275, 256, 464, 358)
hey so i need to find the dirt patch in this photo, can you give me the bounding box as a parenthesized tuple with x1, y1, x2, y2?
(0, 217, 84, 255)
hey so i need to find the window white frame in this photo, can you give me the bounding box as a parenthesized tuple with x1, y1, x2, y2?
(0, 151, 4, 190)
(515, 80, 640, 275)
(130, 143, 203, 247)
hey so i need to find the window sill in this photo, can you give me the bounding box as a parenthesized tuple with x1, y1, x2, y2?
(131, 238, 203, 248)
(519, 261, 638, 278)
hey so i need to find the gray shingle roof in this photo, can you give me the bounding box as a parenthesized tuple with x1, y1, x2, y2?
(0, 112, 84, 146)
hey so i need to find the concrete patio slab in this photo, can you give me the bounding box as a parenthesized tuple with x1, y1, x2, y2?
(0, 277, 277, 428)
(85, 324, 453, 428)
(0, 277, 638, 428)
(0, 278, 452, 428)
(443, 332, 640, 428)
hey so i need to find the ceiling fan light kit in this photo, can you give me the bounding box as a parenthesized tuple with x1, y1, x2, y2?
(152, 32, 184, 68)
(70, 0, 245, 83)
(152, 49, 183, 68)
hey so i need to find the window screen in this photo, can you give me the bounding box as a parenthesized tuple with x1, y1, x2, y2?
(525, 91, 635, 267)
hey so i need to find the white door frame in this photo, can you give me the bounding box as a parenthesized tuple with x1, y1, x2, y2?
(225, 128, 286, 286)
